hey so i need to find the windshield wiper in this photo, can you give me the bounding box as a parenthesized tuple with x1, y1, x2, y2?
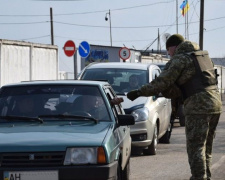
(116, 93, 126, 96)
(0, 116, 43, 123)
(39, 114, 98, 124)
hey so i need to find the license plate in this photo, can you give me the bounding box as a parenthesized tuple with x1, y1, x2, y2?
(3, 170, 58, 180)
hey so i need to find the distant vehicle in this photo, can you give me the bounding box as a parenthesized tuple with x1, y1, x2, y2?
(154, 62, 185, 127)
(0, 80, 134, 180)
(78, 62, 172, 155)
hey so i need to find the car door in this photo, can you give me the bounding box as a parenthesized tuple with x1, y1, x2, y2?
(151, 67, 169, 135)
(104, 86, 131, 169)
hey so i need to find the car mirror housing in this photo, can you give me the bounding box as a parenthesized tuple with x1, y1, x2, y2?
(117, 115, 135, 126)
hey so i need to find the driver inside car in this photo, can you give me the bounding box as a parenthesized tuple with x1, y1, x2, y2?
(70, 95, 123, 120)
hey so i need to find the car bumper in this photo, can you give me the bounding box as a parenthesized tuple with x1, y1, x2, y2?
(130, 120, 153, 148)
(0, 161, 118, 180)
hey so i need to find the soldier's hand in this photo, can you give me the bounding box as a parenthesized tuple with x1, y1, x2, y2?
(127, 89, 142, 101)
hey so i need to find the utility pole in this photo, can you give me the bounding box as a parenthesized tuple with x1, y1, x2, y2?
(176, 0, 178, 34)
(186, 0, 189, 40)
(50, 7, 54, 45)
(199, 0, 204, 50)
(105, 10, 112, 46)
(157, 28, 161, 54)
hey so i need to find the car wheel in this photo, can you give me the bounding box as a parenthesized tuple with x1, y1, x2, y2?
(117, 163, 122, 180)
(121, 160, 130, 180)
(177, 105, 185, 127)
(159, 116, 173, 144)
(179, 115, 185, 127)
(143, 123, 158, 155)
(159, 124, 171, 144)
(117, 159, 130, 180)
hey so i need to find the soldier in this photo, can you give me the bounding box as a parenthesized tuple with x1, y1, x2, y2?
(127, 34, 222, 180)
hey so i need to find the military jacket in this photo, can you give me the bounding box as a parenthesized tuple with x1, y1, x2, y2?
(139, 41, 222, 115)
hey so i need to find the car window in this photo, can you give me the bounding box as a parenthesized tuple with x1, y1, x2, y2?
(152, 69, 160, 80)
(104, 87, 123, 116)
(0, 85, 110, 121)
(157, 64, 166, 71)
(81, 68, 148, 94)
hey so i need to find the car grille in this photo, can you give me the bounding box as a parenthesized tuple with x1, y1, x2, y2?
(0, 152, 65, 167)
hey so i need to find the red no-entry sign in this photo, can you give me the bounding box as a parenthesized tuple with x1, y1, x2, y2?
(63, 40, 76, 57)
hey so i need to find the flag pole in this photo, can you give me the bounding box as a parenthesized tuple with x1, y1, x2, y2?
(176, 0, 178, 34)
(187, 0, 189, 40)
(199, 0, 204, 50)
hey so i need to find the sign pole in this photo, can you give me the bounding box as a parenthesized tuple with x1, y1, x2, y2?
(74, 49, 77, 80)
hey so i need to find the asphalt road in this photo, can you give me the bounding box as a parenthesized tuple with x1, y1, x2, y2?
(130, 101, 225, 180)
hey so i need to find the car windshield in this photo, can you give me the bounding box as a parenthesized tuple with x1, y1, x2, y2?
(156, 64, 166, 71)
(0, 85, 110, 122)
(81, 68, 148, 95)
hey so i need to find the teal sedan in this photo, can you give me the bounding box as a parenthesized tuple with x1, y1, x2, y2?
(0, 80, 134, 180)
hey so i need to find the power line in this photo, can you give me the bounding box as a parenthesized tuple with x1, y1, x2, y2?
(19, 35, 50, 41)
(17, 23, 225, 44)
(0, 21, 48, 25)
(55, 35, 153, 42)
(1, 15, 224, 27)
(0, 0, 175, 17)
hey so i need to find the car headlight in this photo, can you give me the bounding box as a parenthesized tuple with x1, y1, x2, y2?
(131, 107, 149, 122)
(64, 147, 106, 165)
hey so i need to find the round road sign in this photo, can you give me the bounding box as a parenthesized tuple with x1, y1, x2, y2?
(119, 47, 131, 60)
(79, 41, 90, 58)
(63, 40, 76, 57)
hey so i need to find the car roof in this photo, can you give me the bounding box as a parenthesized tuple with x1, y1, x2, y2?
(1, 80, 109, 88)
(85, 62, 158, 70)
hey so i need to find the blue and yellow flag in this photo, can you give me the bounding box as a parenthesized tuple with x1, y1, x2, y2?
(180, 0, 190, 16)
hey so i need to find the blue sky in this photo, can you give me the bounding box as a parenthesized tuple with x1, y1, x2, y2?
(0, 0, 225, 72)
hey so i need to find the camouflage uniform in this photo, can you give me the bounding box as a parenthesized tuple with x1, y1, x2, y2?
(139, 41, 222, 180)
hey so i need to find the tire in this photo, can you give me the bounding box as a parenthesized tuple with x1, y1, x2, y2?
(143, 123, 158, 155)
(159, 123, 171, 144)
(121, 160, 130, 180)
(117, 159, 130, 180)
(177, 104, 185, 127)
(179, 115, 185, 127)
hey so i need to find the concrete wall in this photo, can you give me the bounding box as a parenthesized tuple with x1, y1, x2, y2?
(0, 39, 58, 87)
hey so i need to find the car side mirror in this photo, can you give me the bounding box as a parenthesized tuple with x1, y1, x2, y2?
(117, 115, 135, 126)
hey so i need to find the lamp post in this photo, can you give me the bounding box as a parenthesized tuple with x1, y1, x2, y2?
(105, 9, 112, 46)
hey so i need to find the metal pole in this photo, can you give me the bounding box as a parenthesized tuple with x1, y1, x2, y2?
(109, 10, 112, 46)
(187, 0, 189, 40)
(199, 0, 204, 50)
(50, 7, 54, 45)
(74, 50, 77, 80)
(176, 0, 178, 34)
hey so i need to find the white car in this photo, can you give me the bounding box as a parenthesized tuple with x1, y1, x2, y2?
(78, 62, 172, 155)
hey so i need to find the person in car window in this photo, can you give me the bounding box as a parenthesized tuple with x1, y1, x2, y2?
(127, 34, 222, 180)
(71, 95, 123, 120)
(122, 74, 140, 92)
(12, 96, 36, 117)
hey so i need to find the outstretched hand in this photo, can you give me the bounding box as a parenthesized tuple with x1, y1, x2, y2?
(127, 90, 141, 101)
